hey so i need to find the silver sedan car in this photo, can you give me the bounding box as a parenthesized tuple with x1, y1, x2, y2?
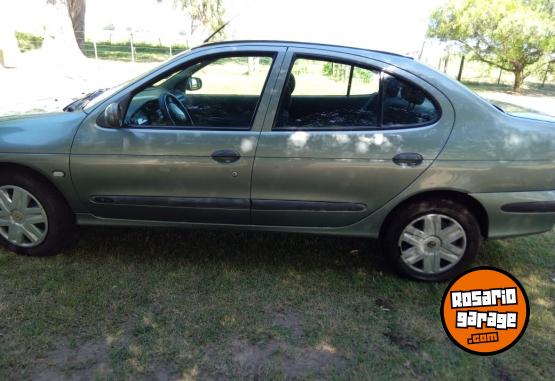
(0, 40, 554, 281)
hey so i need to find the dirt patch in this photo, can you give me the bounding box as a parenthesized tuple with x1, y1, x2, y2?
(271, 311, 305, 339)
(29, 340, 110, 381)
(197, 308, 348, 380)
(375, 298, 394, 311)
(198, 309, 349, 379)
(229, 338, 349, 379)
(385, 331, 418, 351)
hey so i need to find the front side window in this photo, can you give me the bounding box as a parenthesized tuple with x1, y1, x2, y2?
(125, 55, 274, 128)
(275, 57, 380, 128)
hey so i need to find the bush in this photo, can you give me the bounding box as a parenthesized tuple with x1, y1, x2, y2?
(15, 32, 44, 52)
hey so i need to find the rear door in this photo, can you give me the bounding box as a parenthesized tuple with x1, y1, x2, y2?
(251, 48, 454, 227)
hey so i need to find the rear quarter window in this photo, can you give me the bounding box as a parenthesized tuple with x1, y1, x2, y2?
(381, 73, 440, 127)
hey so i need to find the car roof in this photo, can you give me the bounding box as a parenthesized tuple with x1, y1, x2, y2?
(179, 39, 484, 113)
(193, 40, 413, 60)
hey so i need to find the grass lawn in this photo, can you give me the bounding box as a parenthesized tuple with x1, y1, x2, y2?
(0, 226, 553, 380)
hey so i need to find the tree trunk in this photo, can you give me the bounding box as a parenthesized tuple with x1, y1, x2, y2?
(66, 0, 87, 53)
(42, 0, 84, 63)
(497, 68, 503, 85)
(0, 4, 21, 68)
(541, 63, 551, 88)
(457, 55, 465, 81)
(512, 69, 524, 92)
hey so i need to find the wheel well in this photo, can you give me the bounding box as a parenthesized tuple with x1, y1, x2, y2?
(380, 190, 489, 239)
(0, 162, 73, 212)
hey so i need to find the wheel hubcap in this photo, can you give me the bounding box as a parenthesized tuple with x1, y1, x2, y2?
(398, 214, 467, 274)
(0, 186, 48, 248)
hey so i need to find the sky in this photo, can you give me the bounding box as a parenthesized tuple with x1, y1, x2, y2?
(8, 0, 446, 55)
(224, 0, 446, 54)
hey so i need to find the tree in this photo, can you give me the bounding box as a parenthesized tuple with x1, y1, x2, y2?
(173, 0, 225, 46)
(66, 0, 87, 53)
(42, 0, 84, 62)
(427, 0, 555, 91)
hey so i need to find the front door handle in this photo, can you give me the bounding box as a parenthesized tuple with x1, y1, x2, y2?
(392, 152, 423, 167)
(211, 149, 240, 164)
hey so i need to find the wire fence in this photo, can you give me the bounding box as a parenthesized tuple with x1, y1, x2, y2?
(82, 40, 189, 63)
(16, 30, 190, 63)
(14, 31, 555, 85)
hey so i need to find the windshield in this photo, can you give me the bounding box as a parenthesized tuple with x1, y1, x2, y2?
(81, 79, 133, 111)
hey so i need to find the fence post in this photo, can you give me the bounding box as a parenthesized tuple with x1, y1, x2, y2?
(169, 44, 172, 57)
(418, 39, 426, 60)
(130, 33, 135, 63)
(93, 39, 98, 60)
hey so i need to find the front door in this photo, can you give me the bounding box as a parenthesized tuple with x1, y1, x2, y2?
(251, 49, 455, 227)
(71, 48, 285, 224)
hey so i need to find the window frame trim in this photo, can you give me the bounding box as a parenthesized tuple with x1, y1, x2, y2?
(120, 51, 279, 131)
(271, 53, 442, 132)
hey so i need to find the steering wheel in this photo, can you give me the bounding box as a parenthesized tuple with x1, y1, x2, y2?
(159, 92, 194, 126)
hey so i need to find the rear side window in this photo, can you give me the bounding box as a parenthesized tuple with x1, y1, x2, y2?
(381, 73, 439, 126)
(275, 57, 380, 128)
(274, 57, 440, 130)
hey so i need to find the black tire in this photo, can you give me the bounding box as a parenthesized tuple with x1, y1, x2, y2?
(0, 169, 76, 256)
(381, 198, 481, 281)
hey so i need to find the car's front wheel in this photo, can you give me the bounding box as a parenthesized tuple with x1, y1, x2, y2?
(0, 170, 75, 256)
(382, 198, 481, 281)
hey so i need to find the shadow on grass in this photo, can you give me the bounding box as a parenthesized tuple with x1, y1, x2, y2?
(65, 226, 553, 281)
(70, 226, 388, 274)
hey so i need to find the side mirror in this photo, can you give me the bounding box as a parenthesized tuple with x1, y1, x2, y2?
(102, 103, 123, 128)
(186, 77, 202, 91)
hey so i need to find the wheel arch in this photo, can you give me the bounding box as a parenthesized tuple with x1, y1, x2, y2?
(0, 162, 74, 214)
(380, 189, 489, 240)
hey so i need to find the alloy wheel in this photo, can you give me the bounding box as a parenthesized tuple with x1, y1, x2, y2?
(398, 213, 467, 274)
(0, 185, 48, 248)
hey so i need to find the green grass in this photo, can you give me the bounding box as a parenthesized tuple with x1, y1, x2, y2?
(0, 227, 553, 380)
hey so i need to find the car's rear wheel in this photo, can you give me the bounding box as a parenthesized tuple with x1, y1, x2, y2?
(382, 198, 481, 281)
(0, 170, 75, 256)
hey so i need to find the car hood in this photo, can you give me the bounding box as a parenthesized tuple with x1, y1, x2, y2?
(509, 112, 555, 123)
(0, 112, 87, 154)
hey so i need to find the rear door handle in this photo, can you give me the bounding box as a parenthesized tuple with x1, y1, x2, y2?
(392, 153, 423, 167)
(211, 149, 240, 164)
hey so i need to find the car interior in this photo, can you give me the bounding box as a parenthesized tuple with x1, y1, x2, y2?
(276, 72, 439, 128)
(275, 73, 380, 128)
